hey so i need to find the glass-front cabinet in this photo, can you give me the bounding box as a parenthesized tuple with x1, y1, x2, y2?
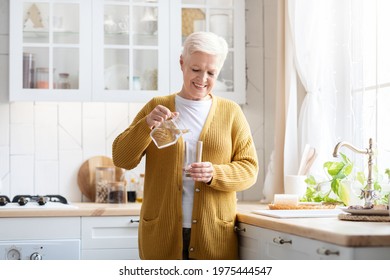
(10, 0, 92, 101)
(10, 0, 245, 104)
(92, 0, 169, 102)
(170, 0, 245, 104)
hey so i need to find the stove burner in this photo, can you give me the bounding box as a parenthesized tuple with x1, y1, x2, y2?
(18, 197, 28, 206)
(0, 196, 10, 206)
(0, 195, 68, 207)
(11, 195, 68, 205)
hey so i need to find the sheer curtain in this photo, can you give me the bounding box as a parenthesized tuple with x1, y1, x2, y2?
(262, 0, 352, 201)
(289, 0, 339, 177)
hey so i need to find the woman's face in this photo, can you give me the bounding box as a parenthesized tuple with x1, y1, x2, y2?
(180, 51, 219, 100)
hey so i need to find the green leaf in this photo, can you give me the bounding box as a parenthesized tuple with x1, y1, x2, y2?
(374, 181, 382, 192)
(356, 171, 365, 185)
(331, 179, 340, 195)
(304, 175, 317, 186)
(342, 163, 353, 176)
(338, 181, 350, 205)
(340, 153, 351, 164)
(324, 161, 344, 176)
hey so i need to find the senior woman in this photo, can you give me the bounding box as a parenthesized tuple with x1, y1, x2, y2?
(112, 31, 258, 260)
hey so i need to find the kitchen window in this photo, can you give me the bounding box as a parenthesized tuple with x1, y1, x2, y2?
(263, 0, 390, 201)
(294, 0, 390, 179)
(349, 0, 390, 180)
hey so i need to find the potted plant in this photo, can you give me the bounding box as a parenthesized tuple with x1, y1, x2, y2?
(301, 153, 359, 206)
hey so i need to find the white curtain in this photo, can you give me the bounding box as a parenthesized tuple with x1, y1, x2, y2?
(262, 0, 347, 202)
(289, 0, 338, 178)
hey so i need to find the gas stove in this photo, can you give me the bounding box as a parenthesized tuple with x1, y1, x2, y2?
(0, 195, 77, 209)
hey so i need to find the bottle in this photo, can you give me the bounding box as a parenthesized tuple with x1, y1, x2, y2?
(136, 173, 145, 203)
(23, 53, 35, 88)
(125, 171, 138, 203)
(58, 73, 71, 89)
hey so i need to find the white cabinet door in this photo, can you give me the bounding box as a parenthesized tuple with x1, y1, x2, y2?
(92, 0, 170, 102)
(170, 0, 246, 104)
(81, 216, 139, 260)
(9, 0, 92, 101)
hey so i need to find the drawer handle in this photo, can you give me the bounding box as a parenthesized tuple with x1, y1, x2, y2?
(273, 237, 292, 245)
(316, 248, 340, 256)
(234, 226, 246, 232)
(130, 219, 140, 223)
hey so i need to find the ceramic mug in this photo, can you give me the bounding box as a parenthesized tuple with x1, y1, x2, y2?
(284, 175, 307, 198)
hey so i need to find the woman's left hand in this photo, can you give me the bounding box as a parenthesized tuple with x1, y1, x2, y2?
(189, 161, 214, 183)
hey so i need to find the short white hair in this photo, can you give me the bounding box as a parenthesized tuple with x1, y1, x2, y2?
(181, 31, 228, 71)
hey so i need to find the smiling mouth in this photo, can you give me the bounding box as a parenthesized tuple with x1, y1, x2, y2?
(193, 82, 206, 89)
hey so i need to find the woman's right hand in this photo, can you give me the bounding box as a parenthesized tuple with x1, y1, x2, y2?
(146, 105, 179, 129)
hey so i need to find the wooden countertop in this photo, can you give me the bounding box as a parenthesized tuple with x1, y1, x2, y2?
(0, 202, 142, 217)
(1, 201, 390, 248)
(237, 201, 390, 247)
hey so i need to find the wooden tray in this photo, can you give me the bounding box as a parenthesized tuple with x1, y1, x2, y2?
(268, 203, 337, 210)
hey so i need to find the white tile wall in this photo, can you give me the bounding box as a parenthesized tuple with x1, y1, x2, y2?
(0, 0, 277, 202)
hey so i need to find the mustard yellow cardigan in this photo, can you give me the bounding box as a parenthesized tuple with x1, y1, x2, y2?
(112, 93, 259, 260)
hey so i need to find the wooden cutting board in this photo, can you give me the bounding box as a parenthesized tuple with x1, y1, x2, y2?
(77, 156, 124, 202)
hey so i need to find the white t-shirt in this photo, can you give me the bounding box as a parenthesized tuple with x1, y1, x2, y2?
(175, 94, 212, 228)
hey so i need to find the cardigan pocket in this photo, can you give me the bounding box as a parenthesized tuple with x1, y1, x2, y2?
(215, 217, 235, 228)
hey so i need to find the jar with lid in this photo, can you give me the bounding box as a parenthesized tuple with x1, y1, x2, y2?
(108, 181, 126, 203)
(36, 67, 49, 89)
(58, 73, 71, 89)
(95, 166, 115, 203)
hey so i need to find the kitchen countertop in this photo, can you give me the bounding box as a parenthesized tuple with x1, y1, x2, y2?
(1, 201, 390, 247)
(237, 201, 390, 247)
(0, 202, 142, 217)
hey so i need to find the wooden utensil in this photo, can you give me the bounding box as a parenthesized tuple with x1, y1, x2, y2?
(77, 156, 124, 202)
(302, 148, 317, 175)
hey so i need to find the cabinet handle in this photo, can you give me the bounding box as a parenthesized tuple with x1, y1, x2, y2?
(234, 226, 246, 232)
(130, 219, 140, 223)
(273, 237, 292, 245)
(316, 248, 340, 256)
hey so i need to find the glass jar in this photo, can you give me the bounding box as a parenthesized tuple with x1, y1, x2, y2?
(95, 166, 115, 203)
(58, 73, 71, 89)
(108, 181, 126, 203)
(36, 67, 49, 89)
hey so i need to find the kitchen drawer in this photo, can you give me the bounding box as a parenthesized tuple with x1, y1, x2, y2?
(0, 217, 81, 240)
(236, 222, 354, 260)
(259, 227, 354, 260)
(81, 216, 139, 250)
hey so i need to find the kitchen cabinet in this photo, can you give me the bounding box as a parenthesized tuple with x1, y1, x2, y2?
(170, 0, 246, 104)
(81, 216, 140, 260)
(236, 222, 390, 260)
(0, 217, 81, 260)
(9, 0, 92, 101)
(9, 0, 245, 103)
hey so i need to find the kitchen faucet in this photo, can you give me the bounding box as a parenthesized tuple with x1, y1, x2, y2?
(333, 138, 377, 208)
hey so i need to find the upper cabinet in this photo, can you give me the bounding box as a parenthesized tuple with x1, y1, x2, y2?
(10, 0, 92, 101)
(170, 0, 246, 104)
(92, 0, 170, 102)
(9, 0, 245, 104)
